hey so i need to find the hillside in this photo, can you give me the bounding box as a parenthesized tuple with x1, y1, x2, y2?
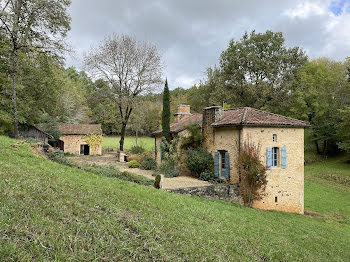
(0, 136, 349, 261)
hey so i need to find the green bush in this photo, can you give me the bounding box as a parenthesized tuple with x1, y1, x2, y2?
(128, 160, 140, 168)
(119, 171, 154, 186)
(199, 171, 215, 181)
(79, 164, 120, 178)
(130, 145, 145, 154)
(169, 169, 179, 177)
(185, 148, 214, 177)
(48, 149, 72, 166)
(140, 158, 157, 170)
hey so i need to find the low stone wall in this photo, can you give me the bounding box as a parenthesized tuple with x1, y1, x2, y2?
(167, 184, 242, 204)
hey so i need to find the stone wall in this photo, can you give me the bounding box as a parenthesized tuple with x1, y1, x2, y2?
(60, 135, 102, 155)
(167, 184, 242, 204)
(241, 127, 304, 214)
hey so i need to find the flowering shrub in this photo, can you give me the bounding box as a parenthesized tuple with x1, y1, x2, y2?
(237, 141, 268, 207)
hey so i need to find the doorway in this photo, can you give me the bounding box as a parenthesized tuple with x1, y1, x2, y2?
(80, 144, 90, 155)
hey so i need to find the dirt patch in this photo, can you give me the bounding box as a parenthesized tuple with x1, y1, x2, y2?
(304, 211, 324, 218)
(67, 153, 211, 190)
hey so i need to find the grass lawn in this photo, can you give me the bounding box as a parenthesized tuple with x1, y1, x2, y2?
(102, 136, 154, 151)
(0, 136, 349, 261)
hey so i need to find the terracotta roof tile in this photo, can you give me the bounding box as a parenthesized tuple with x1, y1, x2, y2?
(212, 107, 310, 127)
(58, 124, 102, 135)
(153, 114, 202, 135)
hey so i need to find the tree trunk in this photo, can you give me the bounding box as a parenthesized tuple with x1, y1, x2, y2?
(135, 129, 138, 147)
(119, 122, 126, 151)
(11, 48, 19, 138)
(315, 141, 321, 155)
(322, 140, 328, 158)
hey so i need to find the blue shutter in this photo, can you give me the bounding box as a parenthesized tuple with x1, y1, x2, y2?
(266, 147, 272, 169)
(281, 147, 287, 169)
(224, 152, 230, 180)
(214, 152, 219, 177)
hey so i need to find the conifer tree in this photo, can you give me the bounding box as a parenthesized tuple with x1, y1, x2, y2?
(162, 79, 170, 142)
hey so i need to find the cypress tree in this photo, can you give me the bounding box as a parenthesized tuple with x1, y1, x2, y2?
(162, 78, 171, 142)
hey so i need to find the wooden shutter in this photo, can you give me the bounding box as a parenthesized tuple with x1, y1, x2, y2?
(214, 152, 219, 177)
(224, 152, 230, 180)
(266, 147, 272, 169)
(281, 147, 287, 169)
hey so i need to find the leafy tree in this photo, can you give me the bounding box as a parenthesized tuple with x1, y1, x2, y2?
(337, 106, 350, 155)
(0, 0, 71, 138)
(219, 30, 307, 112)
(290, 58, 349, 156)
(84, 34, 162, 151)
(162, 79, 171, 142)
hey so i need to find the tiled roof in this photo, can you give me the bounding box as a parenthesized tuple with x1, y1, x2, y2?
(58, 124, 102, 135)
(212, 107, 310, 128)
(153, 113, 202, 135)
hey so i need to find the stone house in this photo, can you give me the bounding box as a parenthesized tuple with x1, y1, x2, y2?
(153, 105, 309, 214)
(57, 124, 102, 155)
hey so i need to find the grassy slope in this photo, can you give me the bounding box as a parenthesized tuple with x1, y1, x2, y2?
(0, 136, 349, 261)
(102, 136, 154, 151)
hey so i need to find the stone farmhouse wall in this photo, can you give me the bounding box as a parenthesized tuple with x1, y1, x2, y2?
(241, 127, 304, 214)
(60, 135, 102, 156)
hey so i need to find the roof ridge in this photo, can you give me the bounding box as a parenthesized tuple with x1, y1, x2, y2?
(247, 107, 309, 124)
(241, 107, 248, 124)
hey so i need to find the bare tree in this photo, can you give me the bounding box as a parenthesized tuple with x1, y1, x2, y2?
(0, 0, 71, 138)
(84, 34, 163, 151)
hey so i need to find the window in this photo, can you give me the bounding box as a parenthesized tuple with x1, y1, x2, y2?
(272, 147, 279, 167)
(273, 134, 277, 142)
(220, 151, 226, 168)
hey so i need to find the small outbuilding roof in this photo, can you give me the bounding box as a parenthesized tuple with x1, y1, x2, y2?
(153, 113, 202, 135)
(212, 107, 310, 128)
(58, 124, 102, 135)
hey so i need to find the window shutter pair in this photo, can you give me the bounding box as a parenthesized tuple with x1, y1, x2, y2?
(266, 147, 287, 169)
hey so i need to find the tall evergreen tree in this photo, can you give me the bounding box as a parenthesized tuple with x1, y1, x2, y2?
(162, 79, 170, 142)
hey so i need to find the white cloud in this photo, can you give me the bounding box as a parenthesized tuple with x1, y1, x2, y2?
(66, 0, 350, 89)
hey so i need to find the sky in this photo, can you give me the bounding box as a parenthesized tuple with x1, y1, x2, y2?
(65, 0, 350, 90)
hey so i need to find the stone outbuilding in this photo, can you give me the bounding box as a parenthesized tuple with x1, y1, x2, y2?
(57, 124, 102, 155)
(153, 105, 310, 214)
(19, 124, 53, 144)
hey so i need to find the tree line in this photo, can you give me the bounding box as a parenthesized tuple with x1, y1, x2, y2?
(1, 1, 349, 157)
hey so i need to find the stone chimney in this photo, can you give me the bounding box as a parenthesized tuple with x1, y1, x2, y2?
(174, 104, 192, 122)
(202, 105, 224, 149)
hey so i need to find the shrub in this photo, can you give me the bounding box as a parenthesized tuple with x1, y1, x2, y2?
(130, 145, 145, 154)
(48, 149, 72, 166)
(237, 141, 268, 207)
(79, 164, 120, 178)
(119, 171, 153, 186)
(139, 151, 154, 162)
(199, 171, 215, 181)
(169, 169, 179, 177)
(140, 158, 157, 170)
(128, 160, 140, 168)
(185, 148, 214, 177)
(128, 154, 140, 163)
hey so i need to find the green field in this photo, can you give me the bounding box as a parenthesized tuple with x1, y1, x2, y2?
(102, 136, 154, 151)
(0, 136, 349, 261)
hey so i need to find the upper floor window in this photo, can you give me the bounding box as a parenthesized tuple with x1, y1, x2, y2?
(272, 147, 279, 167)
(273, 134, 277, 142)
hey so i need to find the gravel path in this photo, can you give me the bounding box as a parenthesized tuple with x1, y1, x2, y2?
(67, 153, 211, 190)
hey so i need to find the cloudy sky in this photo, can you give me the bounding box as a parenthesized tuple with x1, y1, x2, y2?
(65, 0, 350, 89)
